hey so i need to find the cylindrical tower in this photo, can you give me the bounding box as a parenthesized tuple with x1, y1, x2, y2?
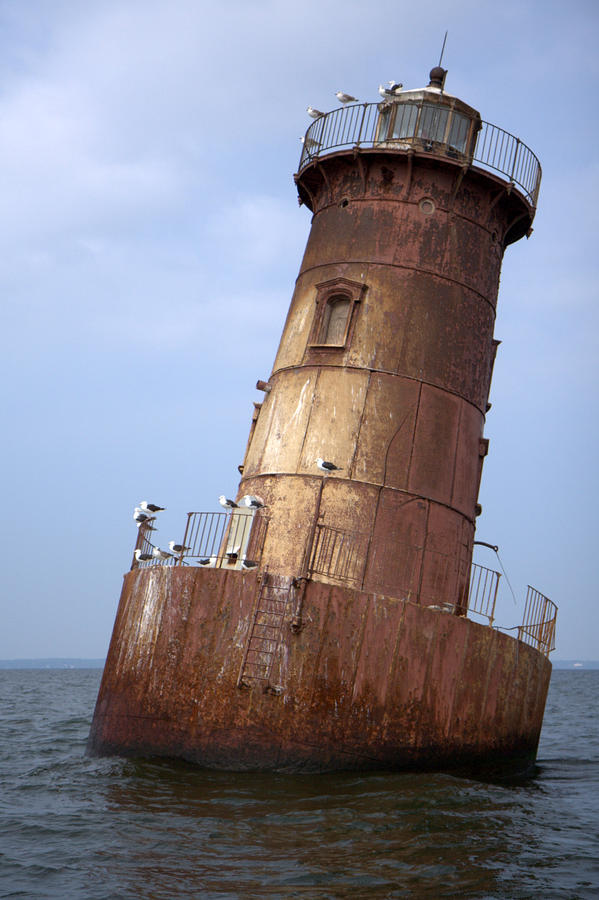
(239, 68, 538, 611)
(89, 67, 554, 774)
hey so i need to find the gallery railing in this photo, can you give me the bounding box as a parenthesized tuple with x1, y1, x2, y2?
(307, 523, 369, 586)
(131, 510, 269, 570)
(131, 516, 556, 655)
(518, 586, 557, 657)
(298, 101, 541, 207)
(467, 563, 500, 625)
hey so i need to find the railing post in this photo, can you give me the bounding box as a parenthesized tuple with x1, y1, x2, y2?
(301, 477, 325, 579)
(178, 513, 193, 566)
(354, 103, 368, 147)
(509, 136, 521, 182)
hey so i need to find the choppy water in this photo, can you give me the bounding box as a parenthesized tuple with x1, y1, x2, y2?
(0, 669, 597, 899)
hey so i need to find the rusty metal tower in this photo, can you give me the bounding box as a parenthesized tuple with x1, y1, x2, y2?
(88, 68, 555, 773)
(236, 66, 539, 610)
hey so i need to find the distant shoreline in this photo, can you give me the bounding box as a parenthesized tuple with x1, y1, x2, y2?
(552, 660, 599, 670)
(0, 659, 105, 669)
(0, 658, 598, 670)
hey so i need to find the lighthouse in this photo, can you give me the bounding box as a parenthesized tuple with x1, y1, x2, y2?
(88, 68, 556, 773)
(237, 65, 538, 609)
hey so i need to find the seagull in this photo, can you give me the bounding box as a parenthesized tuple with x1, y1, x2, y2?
(336, 91, 358, 104)
(300, 136, 321, 152)
(307, 106, 324, 118)
(219, 495, 238, 509)
(378, 82, 403, 99)
(241, 495, 265, 509)
(241, 559, 258, 570)
(198, 557, 213, 567)
(133, 507, 155, 525)
(316, 457, 342, 472)
(168, 541, 191, 554)
(140, 501, 165, 513)
(134, 549, 153, 562)
(152, 547, 172, 560)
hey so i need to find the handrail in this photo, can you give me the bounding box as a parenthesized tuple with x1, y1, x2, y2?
(132, 517, 556, 655)
(131, 510, 269, 571)
(298, 101, 541, 207)
(518, 586, 557, 656)
(468, 563, 500, 625)
(308, 522, 369, 586)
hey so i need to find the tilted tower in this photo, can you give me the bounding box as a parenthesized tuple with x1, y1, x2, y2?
(89, 68, 556, 773)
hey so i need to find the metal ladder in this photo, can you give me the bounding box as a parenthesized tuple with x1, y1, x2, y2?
(237, 574, 292, 688)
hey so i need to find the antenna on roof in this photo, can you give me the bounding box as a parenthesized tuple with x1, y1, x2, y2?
(438, 30, 448, 67)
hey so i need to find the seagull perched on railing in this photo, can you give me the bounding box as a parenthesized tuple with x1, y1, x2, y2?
(307, 106, 324, 118)
(133, 507, 155, 526)
(140, 501, 165, 513)
(168, 541, 191, 554)
(241, 559, 258, 570)
(152, 547, 172, 561)
(316, 457, 342, 472)
(219, 495, 238, 509)
(336, 91, 358, 104)
(134, 549, 153, 562)
(241, 495, 265, 509)
(300, 135, 322, 153)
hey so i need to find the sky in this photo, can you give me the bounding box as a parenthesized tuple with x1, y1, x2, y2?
(1, 0, 597, 661)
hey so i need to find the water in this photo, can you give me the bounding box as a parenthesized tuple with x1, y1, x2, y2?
(0, 670, 597, 899)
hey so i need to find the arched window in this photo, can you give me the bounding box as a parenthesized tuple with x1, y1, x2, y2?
(319, 295, 351, 345)
(307, 277, 365, 353)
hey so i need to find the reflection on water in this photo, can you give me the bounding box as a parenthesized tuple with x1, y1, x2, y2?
(0, 669, 597, 899)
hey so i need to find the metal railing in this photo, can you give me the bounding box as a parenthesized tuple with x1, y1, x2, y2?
(475, 121, 541, 208)
(131, 510, 269, 571)
(467, 563, 500, 625)
(131, 514, 556, 656)
(518, 586, 557, 656)
(308, 523, 369, 586)
(298, 101, 541, 207)
(131, 523, 178, 569)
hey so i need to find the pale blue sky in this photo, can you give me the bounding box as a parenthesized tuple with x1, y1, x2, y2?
(1, 0, 597, 659)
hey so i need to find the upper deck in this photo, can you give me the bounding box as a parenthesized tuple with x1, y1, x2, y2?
(297, 72, 541, 209)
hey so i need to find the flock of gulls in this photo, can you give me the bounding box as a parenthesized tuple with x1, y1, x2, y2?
(306, 83, 403, 120)
(132, 458, 342, 569)
(132, 496, 265, 567)
(302, 84, 403, 151)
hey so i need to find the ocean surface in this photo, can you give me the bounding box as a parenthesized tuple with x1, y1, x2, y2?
(0, 670, 597, 899)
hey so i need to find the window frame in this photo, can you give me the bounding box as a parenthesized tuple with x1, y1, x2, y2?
(306, 278, 365, 352)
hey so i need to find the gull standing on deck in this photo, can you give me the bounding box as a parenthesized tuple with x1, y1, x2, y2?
(134, 549, 154, 562)
(168, 541, 191, 554)
(152, 547, 172, 561)
(300, 136, 321, 153)
(316, 457, 342, 472)
(241, 495, 266, 509)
